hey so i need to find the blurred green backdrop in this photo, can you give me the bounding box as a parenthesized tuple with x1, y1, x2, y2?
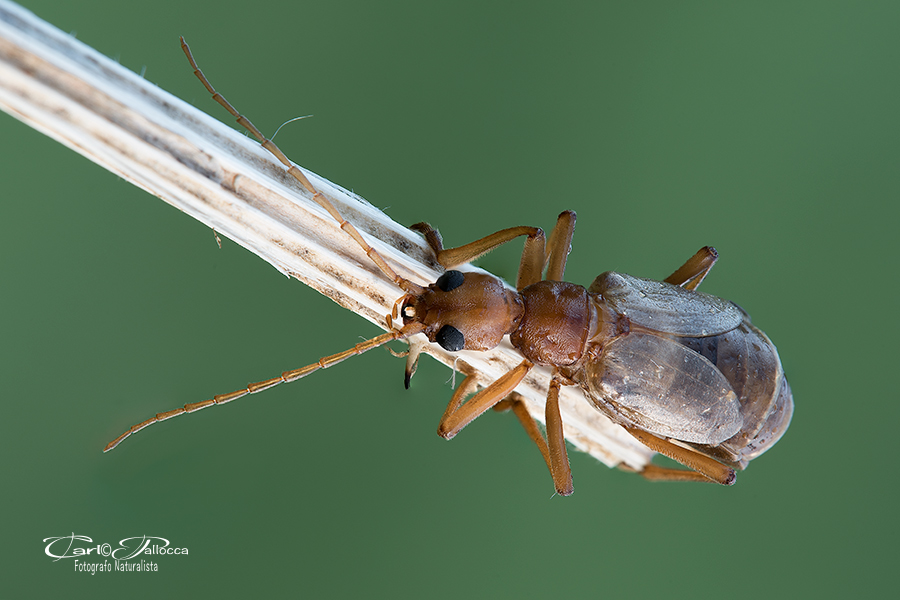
(2, 1, 897, 598)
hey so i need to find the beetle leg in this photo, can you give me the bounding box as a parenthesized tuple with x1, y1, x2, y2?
(544, 211, 576, 282)
(410, 222, 545, 288)
(493, 379, 574, 496)
(664, 246, 718, 291)
(437, 360, 533, 439)
(409, 221, 446, 256)
(520, 210, 576, 288)
(624, 426, 736, 485)
(438, 372, 480, 426)
(411, 211, 577, 291)
(493, 394, 552, 472)
(633, 464, 720, 483)
(544, 374, 574, 495)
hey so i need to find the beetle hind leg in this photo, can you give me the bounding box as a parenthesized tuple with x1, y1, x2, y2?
(627, 463, 725, 484)
(625, 427, 736, 485)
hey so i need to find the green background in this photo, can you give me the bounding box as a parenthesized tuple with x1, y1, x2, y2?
(2, 1, 897, 597)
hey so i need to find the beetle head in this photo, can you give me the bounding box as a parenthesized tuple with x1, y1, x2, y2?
(401, 270, 524, 352)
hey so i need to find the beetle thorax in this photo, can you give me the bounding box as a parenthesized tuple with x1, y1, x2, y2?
(510, 280, 597, 367)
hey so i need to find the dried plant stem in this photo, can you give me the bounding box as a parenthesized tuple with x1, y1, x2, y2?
(0, 0, 653, 471)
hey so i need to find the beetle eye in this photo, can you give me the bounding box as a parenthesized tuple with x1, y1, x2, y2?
(435, 270, 465, 292)
(435, 325, 465, 351)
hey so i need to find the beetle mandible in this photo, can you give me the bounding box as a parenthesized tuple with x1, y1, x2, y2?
(104, 39, 793, 496)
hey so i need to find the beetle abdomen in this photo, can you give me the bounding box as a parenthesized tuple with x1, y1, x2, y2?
(678, 320, 794, 467)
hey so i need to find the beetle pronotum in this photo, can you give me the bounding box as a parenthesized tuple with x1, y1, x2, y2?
(105, 39, 793, 496)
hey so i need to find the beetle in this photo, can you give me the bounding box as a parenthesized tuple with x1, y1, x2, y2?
(104, 39, 793, 496)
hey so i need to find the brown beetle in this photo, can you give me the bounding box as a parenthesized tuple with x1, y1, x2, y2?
(401, 222, 793, 494)
(104, 39, 793, 496)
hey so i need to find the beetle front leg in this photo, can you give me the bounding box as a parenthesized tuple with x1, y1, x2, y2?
(410, 222, 545, 290)
(437, 360, 533, 439)
(411, 211, 577, 291)
(437, 372, 479, 427)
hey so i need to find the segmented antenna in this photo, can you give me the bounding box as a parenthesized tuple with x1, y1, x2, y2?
(104, 40, 434, 451)
(180, 37, 424, 296)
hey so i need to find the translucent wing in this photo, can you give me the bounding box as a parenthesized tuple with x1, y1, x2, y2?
(583, 333, 742, 445)
(589, 271, 742, 337)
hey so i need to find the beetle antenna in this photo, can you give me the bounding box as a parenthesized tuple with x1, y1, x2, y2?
(103, 322, 426, 452)
(180, 37, 425, 296)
